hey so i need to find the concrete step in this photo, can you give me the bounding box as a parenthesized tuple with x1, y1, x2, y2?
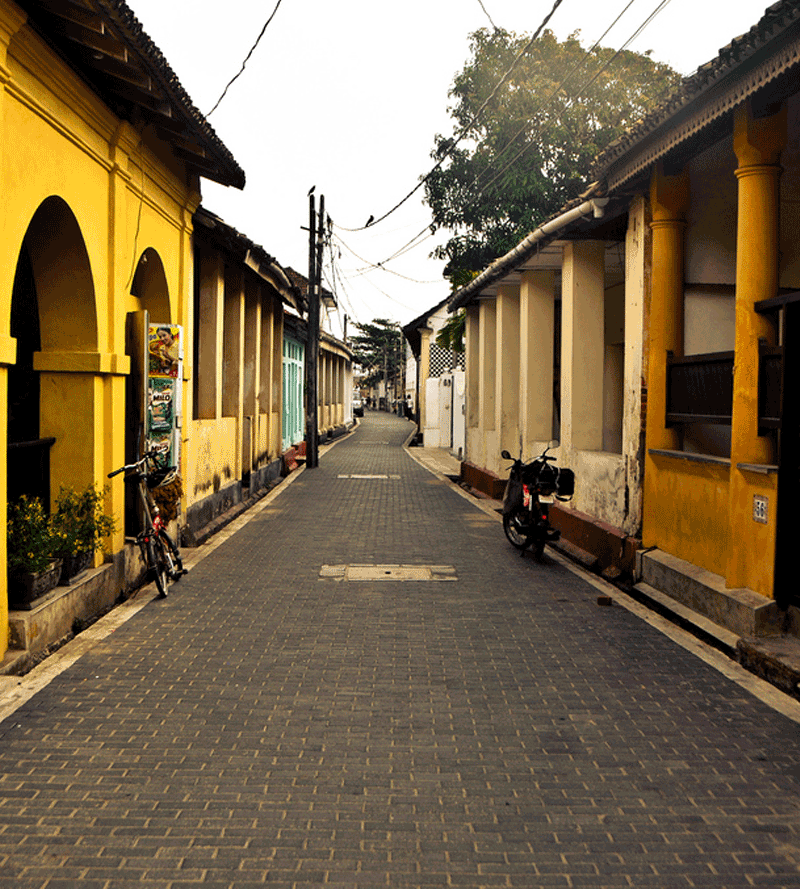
(632, 580, 740, 657)
(637, 548, 782, 638)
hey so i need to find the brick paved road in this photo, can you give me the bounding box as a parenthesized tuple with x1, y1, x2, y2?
(1, 411, 799, 888)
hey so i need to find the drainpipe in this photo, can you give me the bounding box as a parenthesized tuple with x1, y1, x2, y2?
(449, 197, 610, 311)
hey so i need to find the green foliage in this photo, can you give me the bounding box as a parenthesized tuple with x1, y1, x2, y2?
(51, 484, 116, 559)
(7, 496, 55, 575)
(435, 310, 466, 354)
(350, 318, 403, 387)
(425, 28, 681, 286)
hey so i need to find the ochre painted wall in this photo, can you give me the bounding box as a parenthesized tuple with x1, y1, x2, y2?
(0, 5, 200, 658)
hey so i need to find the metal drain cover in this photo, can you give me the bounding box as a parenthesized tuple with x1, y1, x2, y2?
(320, 564, 457, 581)
(337, 474, 401, 479)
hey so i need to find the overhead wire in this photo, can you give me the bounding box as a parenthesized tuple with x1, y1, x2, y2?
(206, 0, 285, 116)
(476, 0, 499, 31)
(326, 0, 680, 306)
(333, 0, 565, 233)
(348, 0, 675, 278)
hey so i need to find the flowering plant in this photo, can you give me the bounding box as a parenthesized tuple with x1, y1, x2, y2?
(7, 496, 56, 576)
(51, 484, 116, 560)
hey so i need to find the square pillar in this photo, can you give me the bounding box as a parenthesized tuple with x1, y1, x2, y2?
(562, 241, 605, 453)
(495, 284, 520, 456)
(196, 250, 224, 420)
(520, 269, 555, 453)
(478, 298, 497, 468)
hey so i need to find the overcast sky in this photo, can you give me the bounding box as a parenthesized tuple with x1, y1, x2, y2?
(127, 0, 774, 333)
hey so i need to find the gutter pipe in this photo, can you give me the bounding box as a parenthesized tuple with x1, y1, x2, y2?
(448, 196, 610, 311)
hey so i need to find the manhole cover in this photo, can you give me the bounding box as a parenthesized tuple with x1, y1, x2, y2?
(336, 474, 401, 480)
(320, 564, 457, 581)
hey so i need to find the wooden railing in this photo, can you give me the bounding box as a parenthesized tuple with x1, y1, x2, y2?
(666, 351, 733, 425)
(665, 346, 783, 433)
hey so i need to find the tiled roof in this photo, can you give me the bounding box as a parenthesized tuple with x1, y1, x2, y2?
(194, 208, 300, 308)
(594, 0, 800, 184)
(16, 0, 245, 188)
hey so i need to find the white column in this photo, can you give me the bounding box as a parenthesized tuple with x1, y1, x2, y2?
(495, 284, 520, 458)
(562, 241, 605, 452)
(478, 298, 497, 470)
(520, 269, 555, 455)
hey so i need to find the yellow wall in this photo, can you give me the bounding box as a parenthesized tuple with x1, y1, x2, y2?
(643, 101, 788, 600)
(0, 4, 200, 657)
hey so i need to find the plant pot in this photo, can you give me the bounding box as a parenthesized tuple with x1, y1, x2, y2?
(9, 559, 63, 610)
(58, 550, 93, 585)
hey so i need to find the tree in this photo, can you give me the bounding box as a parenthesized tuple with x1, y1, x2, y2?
(350, 318, 403, 391)
(425, 28, 681, 286)
(435, 309, 465, 354)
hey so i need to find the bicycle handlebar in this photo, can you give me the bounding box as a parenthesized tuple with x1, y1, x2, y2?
(107, 448, 164, 479)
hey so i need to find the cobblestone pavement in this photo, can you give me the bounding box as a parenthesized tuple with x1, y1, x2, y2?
(1, 411, 799, 888)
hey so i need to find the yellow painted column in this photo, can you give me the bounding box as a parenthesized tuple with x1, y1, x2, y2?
(0, 0, 27, 660)
(273, 304, 283, 458)
(520, 269, 555, 452)
(0, 337, 17, 660)
(495, 284, 520, 456)
(642, 164, 689, 548)
(647, 165, 689, 451)
(727, 101, 786, 591)
(196, 250, 224, 420)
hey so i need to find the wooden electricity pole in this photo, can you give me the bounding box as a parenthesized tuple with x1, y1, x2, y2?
(305, 194, 324, 469)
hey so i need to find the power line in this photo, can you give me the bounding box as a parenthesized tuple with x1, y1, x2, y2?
(333, 0, 678, 289)
(206, 0, 285, 116)
(424, 0, 678, 253)
(458, 0, 648, 206)
(476, 0, 499, 31)
(333, 0, 565, 234)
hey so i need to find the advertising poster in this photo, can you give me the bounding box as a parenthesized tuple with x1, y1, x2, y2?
(148, 324, 181, 379)
(147, 324, 182, 466)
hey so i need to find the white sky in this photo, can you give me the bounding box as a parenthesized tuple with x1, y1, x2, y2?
(126, 0, 773, 333)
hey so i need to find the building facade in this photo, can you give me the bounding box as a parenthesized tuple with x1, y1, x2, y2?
(0, 0, 242, 662)
(449, 0, 800, 636)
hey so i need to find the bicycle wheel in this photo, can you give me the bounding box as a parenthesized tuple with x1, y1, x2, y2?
(159, 528, 185, 580)
(148, 536, 169, 598)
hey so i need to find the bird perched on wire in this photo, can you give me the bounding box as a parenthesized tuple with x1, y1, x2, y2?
(365, 215, 374, 227)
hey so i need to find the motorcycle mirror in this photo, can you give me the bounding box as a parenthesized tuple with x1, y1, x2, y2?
(501, 450, 512, 460)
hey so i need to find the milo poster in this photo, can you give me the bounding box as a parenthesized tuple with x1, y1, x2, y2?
(147, 324, 182, 466)
(148, 325, 181, 379)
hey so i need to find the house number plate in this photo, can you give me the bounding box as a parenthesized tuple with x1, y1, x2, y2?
(753, 495, 768, 524)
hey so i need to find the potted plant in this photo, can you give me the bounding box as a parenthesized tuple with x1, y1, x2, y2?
(51, 484, 116, 584)
(7, 495, 61, 606)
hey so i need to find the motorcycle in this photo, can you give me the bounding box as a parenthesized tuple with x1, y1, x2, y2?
(501, 444, 574, 558)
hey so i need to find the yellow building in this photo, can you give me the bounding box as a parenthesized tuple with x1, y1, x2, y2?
(598, 1, 800, 636)
(187, 209, 300, 545)
(0, 0, 244, 665)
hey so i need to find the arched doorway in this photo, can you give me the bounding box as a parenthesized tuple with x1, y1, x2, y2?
(125, 249, 170, 534)
(7, 197, 98, 509)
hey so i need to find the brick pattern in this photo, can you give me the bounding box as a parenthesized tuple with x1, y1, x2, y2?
(0, 411, 798, 888)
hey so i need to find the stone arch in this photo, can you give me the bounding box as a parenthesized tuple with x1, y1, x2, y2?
(8, 196, 99, 506)
(23, 196, 98, 352)
(131, 248, 171, 322)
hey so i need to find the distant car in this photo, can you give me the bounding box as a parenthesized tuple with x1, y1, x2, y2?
(353, 395, 364, 417)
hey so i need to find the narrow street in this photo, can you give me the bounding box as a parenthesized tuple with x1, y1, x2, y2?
(0, 411, 798, 889)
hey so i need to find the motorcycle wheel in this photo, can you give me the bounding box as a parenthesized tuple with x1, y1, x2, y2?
(502, 507, 530, 549)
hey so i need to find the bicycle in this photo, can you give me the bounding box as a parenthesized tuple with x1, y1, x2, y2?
(108, 448, 187, 598)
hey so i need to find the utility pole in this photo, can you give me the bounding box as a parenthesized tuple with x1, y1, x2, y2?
(305, 193, 324, 469)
